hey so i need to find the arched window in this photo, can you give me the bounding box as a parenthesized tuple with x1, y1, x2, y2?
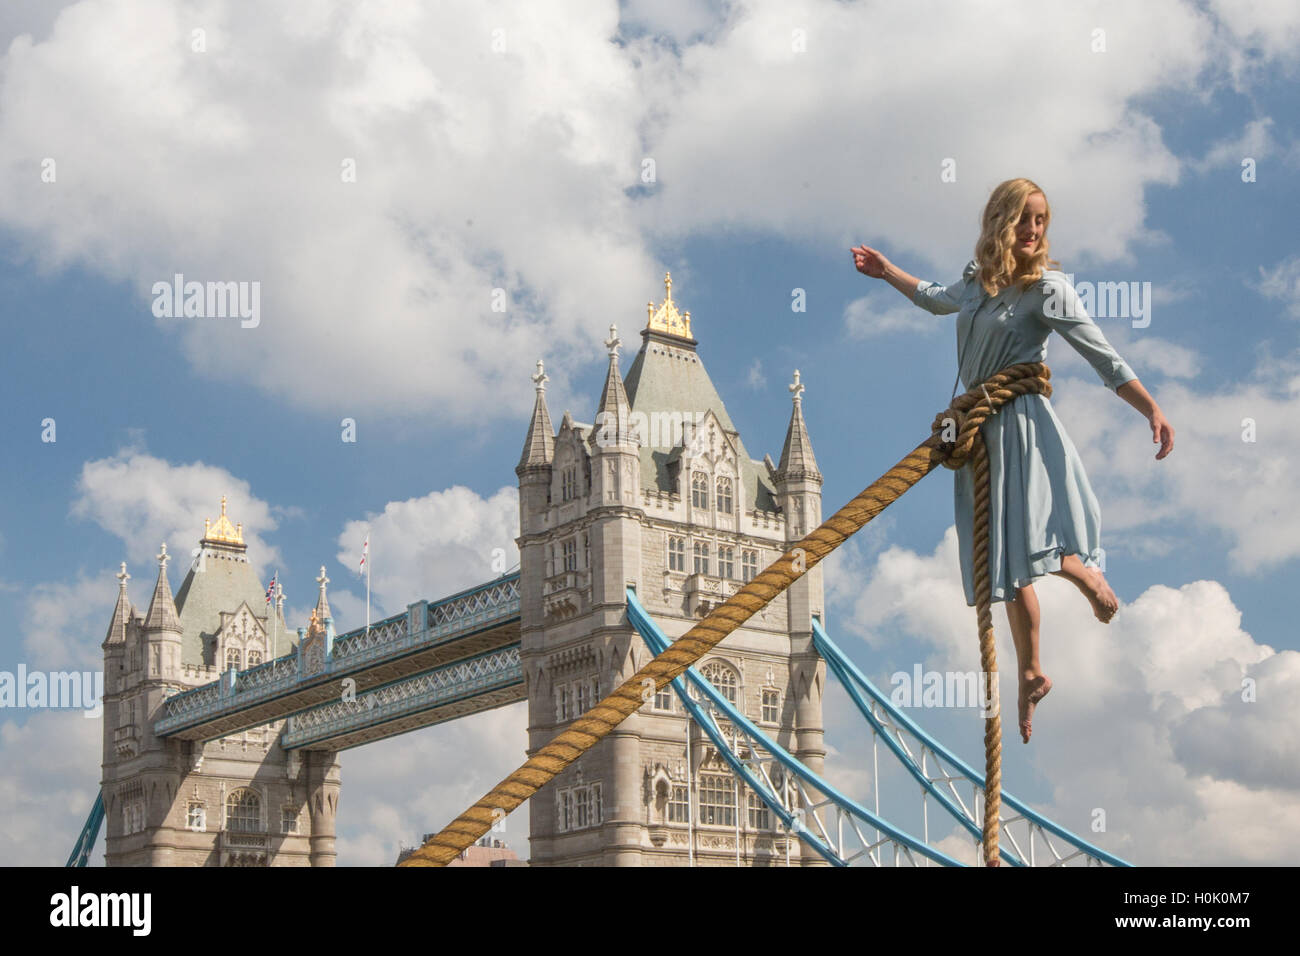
(692, 471, 709, 509)
(226, 646, 242, 670)
(226, 788, 262, 833)
(715, 476, 733, 514)
(693, 540, 709, 575)
(718, 546, 735, 579)
(700, 660, 739, 705)
(668, 536, 686, 572)
(247, 649, 263, 667)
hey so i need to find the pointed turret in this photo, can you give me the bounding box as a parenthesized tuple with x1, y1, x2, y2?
(144, 544, 181, 632)
(104, 562, 133, 645)
(517, 359, 556, 473)
(775, 370, 822, 483)
(588, 324, 636, 450)
(588, 324, 642, 509)
(772, 369, 827, 785)
(314, 567, 331, 623)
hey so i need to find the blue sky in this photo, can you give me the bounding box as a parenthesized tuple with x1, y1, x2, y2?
(2, 0, 1299, 866)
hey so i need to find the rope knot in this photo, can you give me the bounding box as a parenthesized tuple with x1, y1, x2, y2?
(930, 407, 974, 470)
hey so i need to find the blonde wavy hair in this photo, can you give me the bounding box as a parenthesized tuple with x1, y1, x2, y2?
(973, 178, 1060, 296)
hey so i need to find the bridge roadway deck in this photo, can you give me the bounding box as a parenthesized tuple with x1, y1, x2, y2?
(282, 643, 525, 751)
(154, 574, 521, 743)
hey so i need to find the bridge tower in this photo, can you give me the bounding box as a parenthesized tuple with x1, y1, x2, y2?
(516, 274, 826, 866)
(99, 500, 341, 865)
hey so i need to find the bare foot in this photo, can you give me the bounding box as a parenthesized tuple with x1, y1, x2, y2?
(1019, 674, 1052, 744)
(1063, 565, 1119, 623)
(1083, 568, 1119, 623)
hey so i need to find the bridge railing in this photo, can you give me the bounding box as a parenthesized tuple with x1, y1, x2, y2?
(155, 573, 520, 736)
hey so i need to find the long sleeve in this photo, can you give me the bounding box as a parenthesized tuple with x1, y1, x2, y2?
(911, 259, 977, 315)
(1035, 274, 1138, 392)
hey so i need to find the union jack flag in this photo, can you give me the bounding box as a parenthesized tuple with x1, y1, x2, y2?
(265, 572, 277, 605)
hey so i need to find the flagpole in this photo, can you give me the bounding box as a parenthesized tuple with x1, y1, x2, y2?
(272, 571, 278, 660)
(361, 532, 371, 636)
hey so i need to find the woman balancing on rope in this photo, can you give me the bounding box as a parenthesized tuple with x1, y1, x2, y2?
(851, 177, 1174, 744)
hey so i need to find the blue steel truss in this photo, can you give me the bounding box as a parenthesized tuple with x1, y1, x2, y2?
(67, 790, 104, 867)
(628, 588, 964, 866)
(812, 620, 1131, 867)
(627, 588, 1130, 867)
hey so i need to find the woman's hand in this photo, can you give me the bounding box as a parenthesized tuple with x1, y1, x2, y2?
(1117, 380, 1174, 460)
(851, 245, 892, 279)
(1149, 407, 1174, 460)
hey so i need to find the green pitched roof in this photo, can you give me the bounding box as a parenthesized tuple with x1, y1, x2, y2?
(622, 329, 777, 512)
(174, 545, 282, 667)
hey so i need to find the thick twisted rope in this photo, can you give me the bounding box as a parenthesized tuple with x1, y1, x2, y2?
(398, 362, 1052, 868)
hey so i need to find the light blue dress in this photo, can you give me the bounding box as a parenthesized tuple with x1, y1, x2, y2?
(911, 260, 1138, 606)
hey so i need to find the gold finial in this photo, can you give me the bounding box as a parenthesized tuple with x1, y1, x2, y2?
(203, 495, 244, 545)
(646, 271, 693, 339)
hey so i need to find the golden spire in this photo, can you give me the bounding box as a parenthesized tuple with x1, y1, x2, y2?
(202, 495, 244, 545)
(645, 271, 693, 339)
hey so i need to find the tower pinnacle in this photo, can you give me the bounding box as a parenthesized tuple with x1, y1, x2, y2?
(775, 370, 822, 483)
(315, 566, 331, 623)
(202, 495, 245, 548)
(144, 543, 181, 631)
(645, 271, 693, 339)
(518, 359, 556, 472)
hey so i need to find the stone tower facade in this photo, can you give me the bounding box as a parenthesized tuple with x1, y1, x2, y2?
(99, 500, 341, 866)
(516, 274, 826, 866)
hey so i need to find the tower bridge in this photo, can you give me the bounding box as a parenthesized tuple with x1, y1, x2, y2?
(68, 273, 1129, 868)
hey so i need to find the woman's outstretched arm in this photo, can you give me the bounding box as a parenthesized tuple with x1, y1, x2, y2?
(1116, 379, 1175, 460)
(851, 245, 923, 299)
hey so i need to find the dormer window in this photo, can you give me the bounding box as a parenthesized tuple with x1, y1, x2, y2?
(561, 466, 578, 501)
(715, 476, 733, 514)
(691, 471, 709, 509)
